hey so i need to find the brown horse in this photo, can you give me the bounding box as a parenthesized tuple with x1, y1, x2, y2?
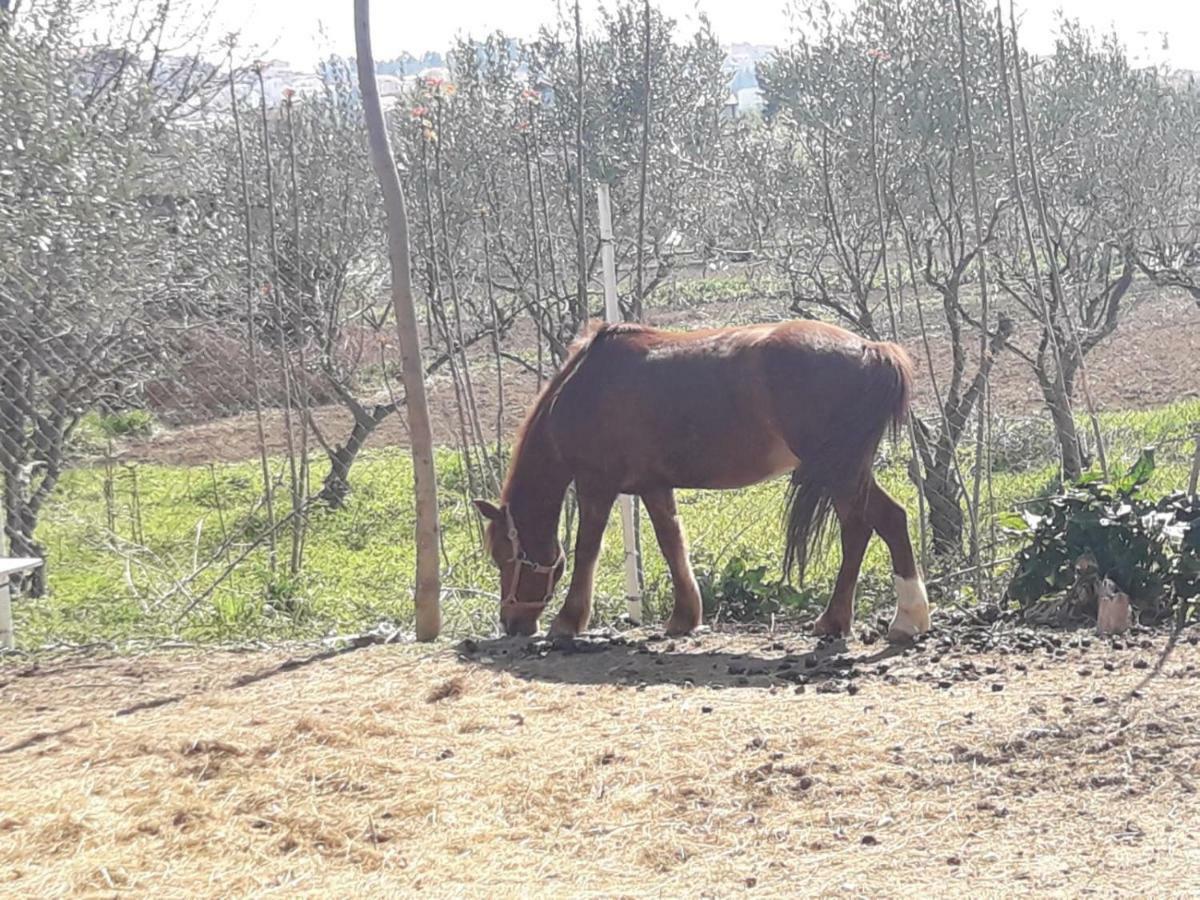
(473, 320, 930, 641)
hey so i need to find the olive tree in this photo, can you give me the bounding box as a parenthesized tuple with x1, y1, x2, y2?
(0, 1, 223, 592)
(993, 19, 1160, 480)
(1135, 72, 1200, 309)
(755, 0, 1012, 558)
(391, 6, 729, 373)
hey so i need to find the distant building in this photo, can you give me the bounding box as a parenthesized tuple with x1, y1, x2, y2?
(722, 44, 770, 118)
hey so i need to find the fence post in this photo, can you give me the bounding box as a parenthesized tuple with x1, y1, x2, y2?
(597, 183, 643, 624)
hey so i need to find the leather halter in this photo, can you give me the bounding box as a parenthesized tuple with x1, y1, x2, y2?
(501, 506, 563, 611)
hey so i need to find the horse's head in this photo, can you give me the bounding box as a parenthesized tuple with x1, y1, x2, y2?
(473, 499, 565, 636)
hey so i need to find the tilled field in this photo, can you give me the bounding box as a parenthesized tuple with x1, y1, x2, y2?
(2, 618, 1200, 897)
(121, 294, 1199, 466)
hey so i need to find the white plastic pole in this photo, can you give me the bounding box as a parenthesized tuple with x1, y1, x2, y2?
(596, 184, 643, 624)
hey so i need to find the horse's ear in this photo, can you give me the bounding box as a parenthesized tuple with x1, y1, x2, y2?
(472, 499, 502, 522)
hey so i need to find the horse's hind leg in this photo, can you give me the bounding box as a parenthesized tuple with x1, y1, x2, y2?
(867, 479, 931, 641)
(642, 487, 703, 636)
(812, 495, 871, 637)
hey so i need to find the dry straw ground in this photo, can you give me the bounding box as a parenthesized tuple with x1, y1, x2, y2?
(2, 628, 1199, 897)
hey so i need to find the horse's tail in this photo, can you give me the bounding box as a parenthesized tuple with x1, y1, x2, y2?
(783, 340, 914, 582)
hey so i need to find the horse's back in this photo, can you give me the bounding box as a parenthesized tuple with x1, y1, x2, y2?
(550, 320, 901, 492)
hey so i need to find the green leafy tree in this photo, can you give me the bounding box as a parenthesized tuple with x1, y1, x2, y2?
(0, 1, 223, 592)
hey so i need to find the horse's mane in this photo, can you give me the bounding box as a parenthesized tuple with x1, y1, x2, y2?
(501, 320, 642, 502)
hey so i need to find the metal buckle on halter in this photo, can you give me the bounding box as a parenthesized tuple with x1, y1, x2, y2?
(501, 508, 563, 609)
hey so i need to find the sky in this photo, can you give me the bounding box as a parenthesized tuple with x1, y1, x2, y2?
(111, 0, 1200, 71)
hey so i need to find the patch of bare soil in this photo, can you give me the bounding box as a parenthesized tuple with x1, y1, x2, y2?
(2, 622, 1198, 896)
(118, 295, 1197, 468)
(119, 363, 540, 468)
(646, 291, 1200, 421)
(915, 296, 1200, 418)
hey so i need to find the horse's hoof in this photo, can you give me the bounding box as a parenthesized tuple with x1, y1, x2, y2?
(812, 612, 851, 637)
(886, 623, 921, 643)
(663, 614, 700, 637)
(887, 576, 931, 642)
(547, 617, 581, 639)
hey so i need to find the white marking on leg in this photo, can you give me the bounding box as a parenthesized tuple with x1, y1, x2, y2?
(888, 575, 931, 639)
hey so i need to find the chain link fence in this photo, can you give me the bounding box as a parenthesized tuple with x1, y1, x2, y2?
(4, 0, 1199, 650)
(3, 269, 1197, 650)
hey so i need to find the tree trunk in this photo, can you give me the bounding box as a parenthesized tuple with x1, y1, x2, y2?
(1, 468, 47, 597)
(573, 0, 588, 328)
(3, 513, 46, 596)
(924, 456, 965, 559)
(319, 402, 398, 509)
(354, 0, 441, 641)
(633, 0, 652, 323)
(0, 364, 46, 596)
(1039, 364, 1083, 482)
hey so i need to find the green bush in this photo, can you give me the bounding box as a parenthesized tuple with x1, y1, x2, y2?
(694, 555, 821, 624)
(74, 410, 158, 449)
(1005, 450, 1197, 621)
(100, 410, 157, 438)
(1160, 493, 1200, 614)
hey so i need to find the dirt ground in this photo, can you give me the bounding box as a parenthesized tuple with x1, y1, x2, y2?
(118, 294, 1198, 467)
(3, 622, 1199, 897)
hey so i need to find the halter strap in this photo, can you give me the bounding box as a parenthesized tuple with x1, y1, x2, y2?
(501, 506, 563, 610)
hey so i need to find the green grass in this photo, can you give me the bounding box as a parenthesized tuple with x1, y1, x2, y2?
(652, 272, 771, 310)
(13, 399, 1198, 650)
(68, 410, 159, 458)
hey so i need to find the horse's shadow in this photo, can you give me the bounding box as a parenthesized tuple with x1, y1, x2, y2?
(456, 629, 911, 690)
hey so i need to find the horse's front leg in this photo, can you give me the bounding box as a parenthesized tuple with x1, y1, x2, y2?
(642, 487, 703, 636)
(548, 491, 615, 638)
